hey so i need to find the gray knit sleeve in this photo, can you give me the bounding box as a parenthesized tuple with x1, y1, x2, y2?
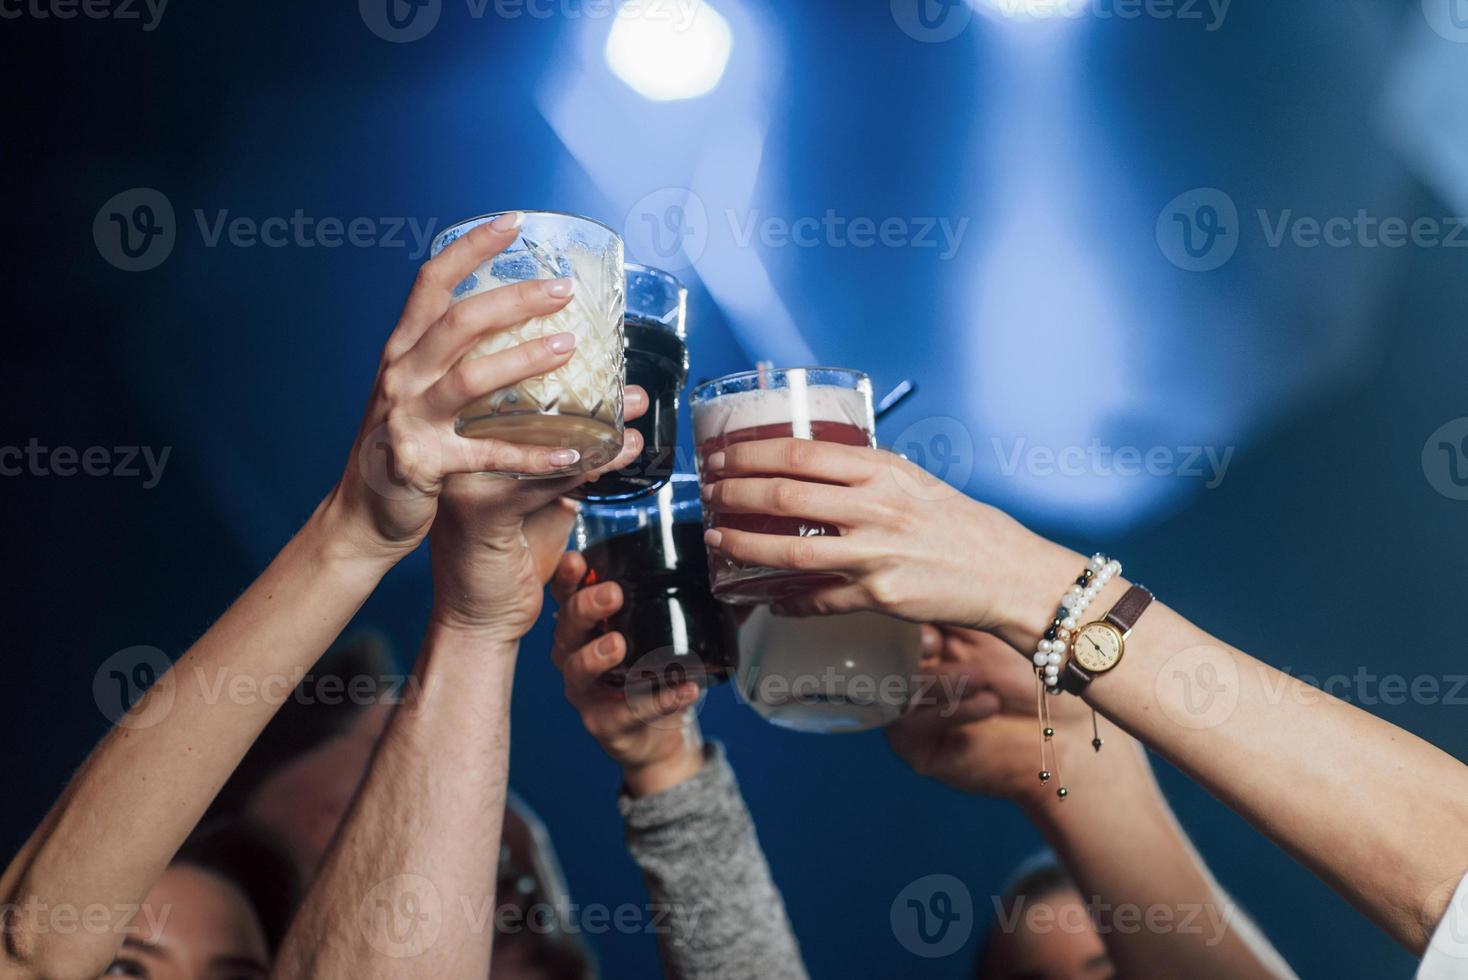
(618, 742, 808, 980)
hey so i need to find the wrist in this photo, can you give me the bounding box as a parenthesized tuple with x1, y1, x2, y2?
(991, 524, 1087, 651)
(621, 735, 706, 799)
(425, 604, 532, 649)
(314, 486, 414, 569)
(302, 494, 399, 585)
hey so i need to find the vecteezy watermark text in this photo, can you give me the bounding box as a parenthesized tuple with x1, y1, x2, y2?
(0, 439, 170, 488)
(992, 438, 1234, 488)
(0, 0, 168, 31)
(1158, 188, 1468, 272)
(94, 188, 441, 272)
(991, 894, 1240, 946)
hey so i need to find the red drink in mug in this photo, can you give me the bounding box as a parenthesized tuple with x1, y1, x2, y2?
(691, 367, 875, 603)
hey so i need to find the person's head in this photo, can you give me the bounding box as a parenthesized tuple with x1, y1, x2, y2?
(208, 631, 399, 879)
(103, 823, 297, 980)
(974, 857, 1113, 980)
(207, 631, 595, 978)
(491, 793, 598, 980)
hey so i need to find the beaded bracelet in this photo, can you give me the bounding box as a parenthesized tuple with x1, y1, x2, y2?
(1029, 553, 1122, 800)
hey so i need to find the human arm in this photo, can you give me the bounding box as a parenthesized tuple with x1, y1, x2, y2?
(547, 557, 808, 979)
(701, 439, 1468, 954)
(273, 405, 647, 978)
(889, 626, 1294, 978)
(0, 214, 588, 980)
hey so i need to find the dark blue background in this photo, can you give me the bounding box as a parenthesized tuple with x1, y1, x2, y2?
(4, 1, 1466, 977)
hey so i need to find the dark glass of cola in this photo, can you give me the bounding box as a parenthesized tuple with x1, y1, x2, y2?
(572, 264, 689, 503)
(573, 474, 737, 689)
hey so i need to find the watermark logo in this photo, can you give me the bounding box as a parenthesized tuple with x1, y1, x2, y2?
(0, 0, 169, 31)
(891, 873, 973, 957)
(1156, 188, 1239, 272)
(1423, 418, 1468, 501)
(890, 416, 975, 501)
(1153, 644, 1240, 730)
(1159, 188, 1468, 271)
(626, 187, 709, 271)
(360, 0, 442, 41)
(625, 188, 971, 269)
(357, 416, 444, 500)
(360, 874, 443, 958)
(891, 0, 973, 43)
(0, 439, 172, 488)
(94, 188, 175, 272)
(1423, 0, 1468, 43)
(93, 187, 442, 271)
(93, 645, 175, 729)
(993, 438, 1234, 488)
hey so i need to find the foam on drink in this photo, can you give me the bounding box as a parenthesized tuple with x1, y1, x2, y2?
(692, 375, 875, 603)
(691, 383, 873, 449)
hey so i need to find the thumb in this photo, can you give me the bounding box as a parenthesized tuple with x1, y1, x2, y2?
(524, 498, 579, 584)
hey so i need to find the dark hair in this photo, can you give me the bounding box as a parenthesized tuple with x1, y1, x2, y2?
(207, 630, 398, 819)
(174, 821, 300, 955)
(972, 855, 1076, 979)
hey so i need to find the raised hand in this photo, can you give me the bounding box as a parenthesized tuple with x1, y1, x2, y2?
(699, 439, 1056, 633)
(327, 212, 607, 564)
(548, 552, 705, 797)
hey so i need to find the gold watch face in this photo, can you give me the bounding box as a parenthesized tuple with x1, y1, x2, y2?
(1073, 622, 1125, 673)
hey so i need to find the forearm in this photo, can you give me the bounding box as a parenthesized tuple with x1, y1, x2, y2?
(1004, 535, 1468, 953)
(1019, 737, 1294, 979)
(275, 625, 517, 980)
(0, 496, 390, 977)
(621, 743, 807, 980)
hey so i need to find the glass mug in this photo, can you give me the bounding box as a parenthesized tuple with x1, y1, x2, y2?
(690, 367, 875, 603)
(737, 609, 924, 734)
(572, 474, 738, 689)
(572, 263, 689, 502)
(430, 211, 625, 478)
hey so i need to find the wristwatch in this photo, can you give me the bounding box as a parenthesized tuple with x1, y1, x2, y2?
(1059, 584, 1154, 695)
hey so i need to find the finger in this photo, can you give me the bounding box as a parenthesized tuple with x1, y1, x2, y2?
(421, 333, 577, 420)
(624, 385, 649, 423)
(402, 276, 576, 378)
(442, 433, 585, 477)
(386, 214, 523, 360)
(577, 426, 645, 486)
(561, 632, 626, 694)
(703, 477, 871, 527)
(920, 625, 944, 662)
(551, 551, 588, 606)
(525, 498, 579, 584)
(551, 581, 624, 666)
(702, 438, 881, 487)
(625, 680, 700, 722)
(702, 527, 862, 574)
(769, 582, 874, 618)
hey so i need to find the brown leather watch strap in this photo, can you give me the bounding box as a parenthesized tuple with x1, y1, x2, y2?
(1059, 659, 1092, 695)
(1103, 585, 1154, 635)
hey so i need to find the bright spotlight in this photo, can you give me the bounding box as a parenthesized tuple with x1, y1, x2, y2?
(604, 1, 733, 102)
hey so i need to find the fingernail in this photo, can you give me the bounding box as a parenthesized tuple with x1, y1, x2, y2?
(543, 278, 574, 298)
(704, 529, 723, 549)
(705, 451, 726, 472)
(596, 635, 618, 657)
(549, 448, 580, 466)
(546, 332, 577, 354)
(596, 585, 618, 609)
(490, 211, 523, 232)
